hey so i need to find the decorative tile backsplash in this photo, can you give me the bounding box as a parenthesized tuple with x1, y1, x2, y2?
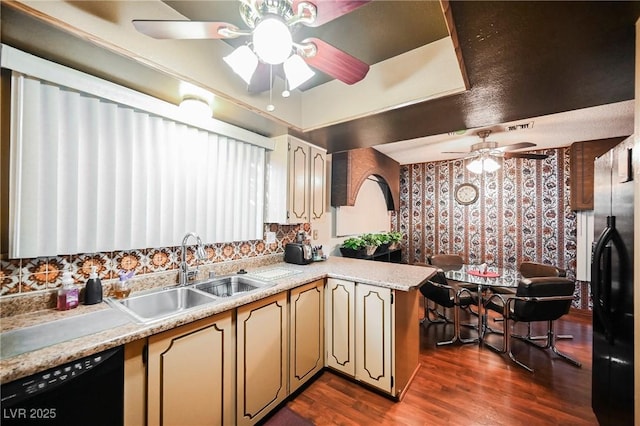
(0, 223, 310, 296)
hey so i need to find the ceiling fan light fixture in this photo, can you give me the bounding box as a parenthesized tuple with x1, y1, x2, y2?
(466, 156, 501, 174)
(483, 157, 501, 173)
(466, 159, 484, 174)
(252, 16, 292, 64)
(223, 45, 259, 84)
(283, 54, 315, 90)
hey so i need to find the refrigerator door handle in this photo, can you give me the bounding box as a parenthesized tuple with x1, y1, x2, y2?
(591, 218, 614, 343)
(591, 216, 630, 344)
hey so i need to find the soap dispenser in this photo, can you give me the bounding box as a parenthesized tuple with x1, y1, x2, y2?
(57, 271, 79, 311)
(84, 265, 103, 305)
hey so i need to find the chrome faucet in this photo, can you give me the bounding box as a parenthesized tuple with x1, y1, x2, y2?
(179, 232, 207, 286)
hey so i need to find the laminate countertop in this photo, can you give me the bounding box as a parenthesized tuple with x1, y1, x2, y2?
(0, 256, 436, 383)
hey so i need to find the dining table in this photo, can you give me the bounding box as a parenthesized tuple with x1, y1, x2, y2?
(443, 264, 522, 342)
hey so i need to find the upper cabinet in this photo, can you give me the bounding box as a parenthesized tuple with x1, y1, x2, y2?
(570, 137, 626, 211)
(265, 135, 326, 224)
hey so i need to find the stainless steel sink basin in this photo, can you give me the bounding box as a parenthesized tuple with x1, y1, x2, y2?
(108, 287, 217, 323)
(194, 275, 268, 298)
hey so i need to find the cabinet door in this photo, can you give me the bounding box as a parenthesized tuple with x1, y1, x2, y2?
(325, 278, 355, 376)
(288, 137, 310, 223)
(310, 146, 326, 221)
(290, 279, 324, 393)
(147, 312, 234, 426)
(355, 283, 393, 393)
(237, 292, 288, 426)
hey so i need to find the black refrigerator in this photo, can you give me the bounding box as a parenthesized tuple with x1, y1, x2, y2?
(591, 137, 634, 425)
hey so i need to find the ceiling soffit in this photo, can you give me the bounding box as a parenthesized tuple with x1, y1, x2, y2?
(302, 1, 640, 153)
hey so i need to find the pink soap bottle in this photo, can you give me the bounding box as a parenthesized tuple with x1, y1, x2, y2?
(57, 271, 79, 310)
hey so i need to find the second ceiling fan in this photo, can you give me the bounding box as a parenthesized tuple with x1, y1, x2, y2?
(444, 130, 549, 173)
(133, 0, 371, 96)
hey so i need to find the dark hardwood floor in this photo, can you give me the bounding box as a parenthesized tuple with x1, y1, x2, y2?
(282, 308, 596, 425)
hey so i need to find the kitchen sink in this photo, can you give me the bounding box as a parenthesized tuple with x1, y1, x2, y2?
(108, 287, 217, 323)
(194, 275, 269, 298)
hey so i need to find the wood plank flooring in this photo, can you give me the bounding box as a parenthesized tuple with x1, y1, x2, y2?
(281, 309, 596, 425)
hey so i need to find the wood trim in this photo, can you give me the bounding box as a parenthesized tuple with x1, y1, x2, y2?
(569, 137, 626, 210)
(439, 0, 471, 90)
(331, 148, 400, 210)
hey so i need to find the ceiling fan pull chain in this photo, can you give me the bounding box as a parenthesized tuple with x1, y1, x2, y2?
(267, 64, 275, 112)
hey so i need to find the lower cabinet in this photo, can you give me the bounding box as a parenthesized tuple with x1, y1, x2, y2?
(325, 278, 420, 399)
(236, 292, 288, 426)
(355, 283, 393, 392)
(123, 278, 419, 424)
(146, 312, 234, 426)
(290, 279, 324, 393)
(325, 278, 356, 376)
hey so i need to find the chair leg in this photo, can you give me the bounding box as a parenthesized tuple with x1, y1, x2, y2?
(484, 315, 508, 354)
(548, 321, 582, 368)
(421, 297, 449, 324)
(509, 320, 581, 372)
(436, 305, 459, 346)
(518, 322, 573, 341)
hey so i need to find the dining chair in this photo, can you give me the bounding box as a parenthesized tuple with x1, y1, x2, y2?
(483, 276, 581, 372)
(419, 270, 478, 346)
(491, 261, 572, 340)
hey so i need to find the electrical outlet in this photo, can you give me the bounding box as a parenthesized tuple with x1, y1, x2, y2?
(265, 231, 276, 244)
(313, 230, 318, 240)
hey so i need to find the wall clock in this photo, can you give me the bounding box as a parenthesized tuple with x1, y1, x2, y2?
(455, 183, 479, 205)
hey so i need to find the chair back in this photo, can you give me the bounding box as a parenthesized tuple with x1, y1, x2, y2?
(419, 270, 455, 308)
(519, 261, 566, 278)
(429, 254, 464, 268)
(513, 277, 575, 322)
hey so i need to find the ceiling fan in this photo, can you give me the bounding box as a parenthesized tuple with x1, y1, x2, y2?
(444, 130, 548, 173)
(132, 0, 371, 97)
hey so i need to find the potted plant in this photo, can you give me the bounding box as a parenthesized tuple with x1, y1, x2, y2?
(374, 232, 391, 254)
(387, 231, 403, 250)
(340, 236, 366, 258)
(361, 233, 383, 256)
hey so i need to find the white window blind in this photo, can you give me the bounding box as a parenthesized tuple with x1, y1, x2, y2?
(9, 72, 265, 258)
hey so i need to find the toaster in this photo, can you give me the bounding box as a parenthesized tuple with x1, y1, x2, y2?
(284, 243, 313, 265)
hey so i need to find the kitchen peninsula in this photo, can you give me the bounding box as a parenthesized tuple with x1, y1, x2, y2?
(1, 256, 436, 425)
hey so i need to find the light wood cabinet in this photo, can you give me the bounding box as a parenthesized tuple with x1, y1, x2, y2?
(289, 279, 324, 393)
(355, 283, 393, 392)
(325, 278, 356, 376)
(310, 146, 326, 221)
(236, 292, 288, 426)
(265, 135, 326, 223)
(326, 279, 421, 399)
(124, 339, 147, 426)
(146, 312, 234, 426)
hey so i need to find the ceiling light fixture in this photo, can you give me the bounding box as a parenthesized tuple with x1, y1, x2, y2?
(222, 10, 315, 111)
(466, 156, 501, 174)
(252, 17, 292, 64)
(283, 54, 315, 90)
(223, 45, 259, 84)
(179, 96, 212, 117)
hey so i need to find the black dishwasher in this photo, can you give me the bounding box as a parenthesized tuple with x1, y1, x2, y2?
(1, 346, 124, 426)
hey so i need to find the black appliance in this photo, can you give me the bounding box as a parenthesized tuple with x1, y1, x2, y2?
(591, 137, 634, 425)
(284, 243, 313, 265)
(1, 346, 124, 426)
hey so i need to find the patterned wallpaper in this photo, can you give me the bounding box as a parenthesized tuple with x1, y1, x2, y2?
(0, 223, 309, 296)
(391, 147, 588, 310)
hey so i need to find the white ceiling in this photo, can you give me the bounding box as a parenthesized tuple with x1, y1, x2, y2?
(374, 100, 635, 165)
